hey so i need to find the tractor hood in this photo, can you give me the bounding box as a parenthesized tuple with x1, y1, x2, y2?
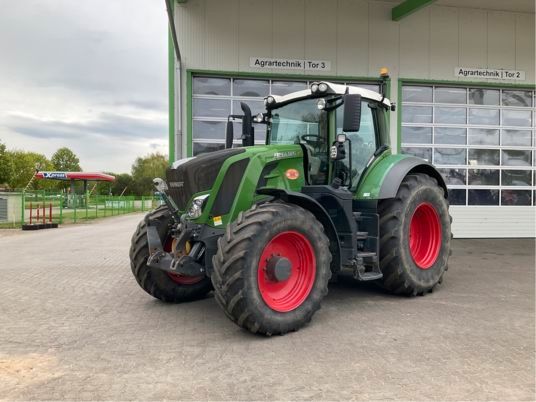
(166, 145, 305, 214)
(166, 148, 246, 210)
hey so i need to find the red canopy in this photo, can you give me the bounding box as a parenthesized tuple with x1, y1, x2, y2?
(35, 172, 115, 182)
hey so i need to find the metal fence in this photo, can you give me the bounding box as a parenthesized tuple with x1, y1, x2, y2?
(0, 190, 162, 229)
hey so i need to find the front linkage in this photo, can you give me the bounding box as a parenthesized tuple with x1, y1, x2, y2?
(145, 178, 217, 278)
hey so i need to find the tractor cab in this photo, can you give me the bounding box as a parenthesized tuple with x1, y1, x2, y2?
(226, 79, 393, 192)
(266, 81, 392, 191)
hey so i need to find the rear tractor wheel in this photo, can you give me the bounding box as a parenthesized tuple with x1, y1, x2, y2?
(130, 206, 212, 302)
(212, 202, 332, 335)
(378, 173, 451, 296)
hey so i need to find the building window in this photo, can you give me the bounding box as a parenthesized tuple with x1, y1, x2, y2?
(191, 75, 379, 156)
(401, 84, 535, 206)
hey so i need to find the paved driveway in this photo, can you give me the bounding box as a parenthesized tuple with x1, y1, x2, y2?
(0, 214, 534, 400)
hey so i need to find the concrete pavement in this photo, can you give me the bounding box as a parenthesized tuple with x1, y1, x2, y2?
(0, 213, 534, 400)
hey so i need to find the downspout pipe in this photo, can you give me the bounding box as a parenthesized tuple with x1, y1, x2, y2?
(165, 0, 181, 62)
(165, 0, 182, 162)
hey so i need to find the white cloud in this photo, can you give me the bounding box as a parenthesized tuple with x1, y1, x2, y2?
(0, 0, 169, 173)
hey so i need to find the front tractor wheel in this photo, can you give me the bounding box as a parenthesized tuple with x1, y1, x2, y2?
(129, 206, 212, 303)
(212, 202, 332, 335)
(378, 173, 451, 296)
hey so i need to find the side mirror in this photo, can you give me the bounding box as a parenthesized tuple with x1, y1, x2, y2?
(342, 94, 361, 132)
(225, 120, 234, 149)
(240, 102, 254, 146)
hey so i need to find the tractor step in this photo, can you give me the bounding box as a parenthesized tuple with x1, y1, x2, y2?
(356, 231, 368, 240)
(357, 251, 377, 260)
(352, 251, 382, 281)
(355, 251, 378, 267)
(354, 271, 383, 281)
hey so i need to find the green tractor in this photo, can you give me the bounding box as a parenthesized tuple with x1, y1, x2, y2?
(130, 76, 451, 336)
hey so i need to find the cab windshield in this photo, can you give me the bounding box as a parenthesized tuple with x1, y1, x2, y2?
(269, 99, 328, 145)
(268, 98, 329, 184)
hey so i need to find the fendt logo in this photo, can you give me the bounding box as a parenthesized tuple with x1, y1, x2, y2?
(43, 172, 67, 179)
(273, 151, 297, 159)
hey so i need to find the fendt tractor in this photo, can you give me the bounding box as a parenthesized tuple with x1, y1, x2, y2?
(129, 72, 451, 336)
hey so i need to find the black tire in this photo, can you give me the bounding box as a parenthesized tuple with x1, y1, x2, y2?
(129, 206, 212, 303)
(212, 202, 332, 336)
(378, 173, 451, 296)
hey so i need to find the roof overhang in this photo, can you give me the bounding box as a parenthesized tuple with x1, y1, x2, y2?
(392, 0, 437, 21)
(35, 172, 116, 182)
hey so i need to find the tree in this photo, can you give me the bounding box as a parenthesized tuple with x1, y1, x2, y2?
(131, 153, 168, 195)
(8, 151, 54, 190)
(110, 173, 134, 196)
(0, 140, 14, 187)
(51, 147, 81, 172)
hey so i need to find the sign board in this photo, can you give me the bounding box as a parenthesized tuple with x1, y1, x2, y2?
(42, 172, 67, 180)
(250, 57, 331, 72)
(455, 67, 525, 81)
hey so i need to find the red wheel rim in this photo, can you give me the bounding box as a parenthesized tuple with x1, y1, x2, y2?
(257, 231, 316, 313)
(163, 238, 204, 285)
(409, 202, 442, 269)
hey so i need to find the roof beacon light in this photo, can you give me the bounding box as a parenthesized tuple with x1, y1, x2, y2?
(380, 67, 389, 77)
(318, 82, 328, 92)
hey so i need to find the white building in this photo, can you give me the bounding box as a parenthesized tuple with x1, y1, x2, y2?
(166, 0, 535, 238)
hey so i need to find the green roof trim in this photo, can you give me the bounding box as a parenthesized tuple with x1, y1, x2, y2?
(392, 0, 437, 21)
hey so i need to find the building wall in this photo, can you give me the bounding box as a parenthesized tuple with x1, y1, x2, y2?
(174, 1, 534, 79)
(172, 0, 535, 238)
(174, 0, 535, 144)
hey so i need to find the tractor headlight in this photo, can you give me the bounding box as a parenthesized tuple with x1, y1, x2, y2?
(265, 96, 276, 106)
(311, 83, 319, 93)
(153, 178, 168, 192)
(187, 194, 209, 219)
(318, 82, 328, 92)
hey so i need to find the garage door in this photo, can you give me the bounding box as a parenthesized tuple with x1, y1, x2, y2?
(191, 75, 379, 156)
(400, 84, 535, 238)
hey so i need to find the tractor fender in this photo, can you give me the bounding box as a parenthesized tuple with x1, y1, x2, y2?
(378, 157, 448, 199)
(257, 188, 342, 272)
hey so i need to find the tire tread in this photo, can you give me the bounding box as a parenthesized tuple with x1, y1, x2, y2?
(212, 202, 331, 335)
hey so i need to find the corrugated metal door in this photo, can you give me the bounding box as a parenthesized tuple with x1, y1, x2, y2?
(400, 84, 535, 238)
(191, 75, 379, 156)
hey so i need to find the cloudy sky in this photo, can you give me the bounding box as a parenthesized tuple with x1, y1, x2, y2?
(0, 0, 168, 173)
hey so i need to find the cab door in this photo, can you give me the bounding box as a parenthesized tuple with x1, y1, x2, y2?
(335, 100, 381, 189)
